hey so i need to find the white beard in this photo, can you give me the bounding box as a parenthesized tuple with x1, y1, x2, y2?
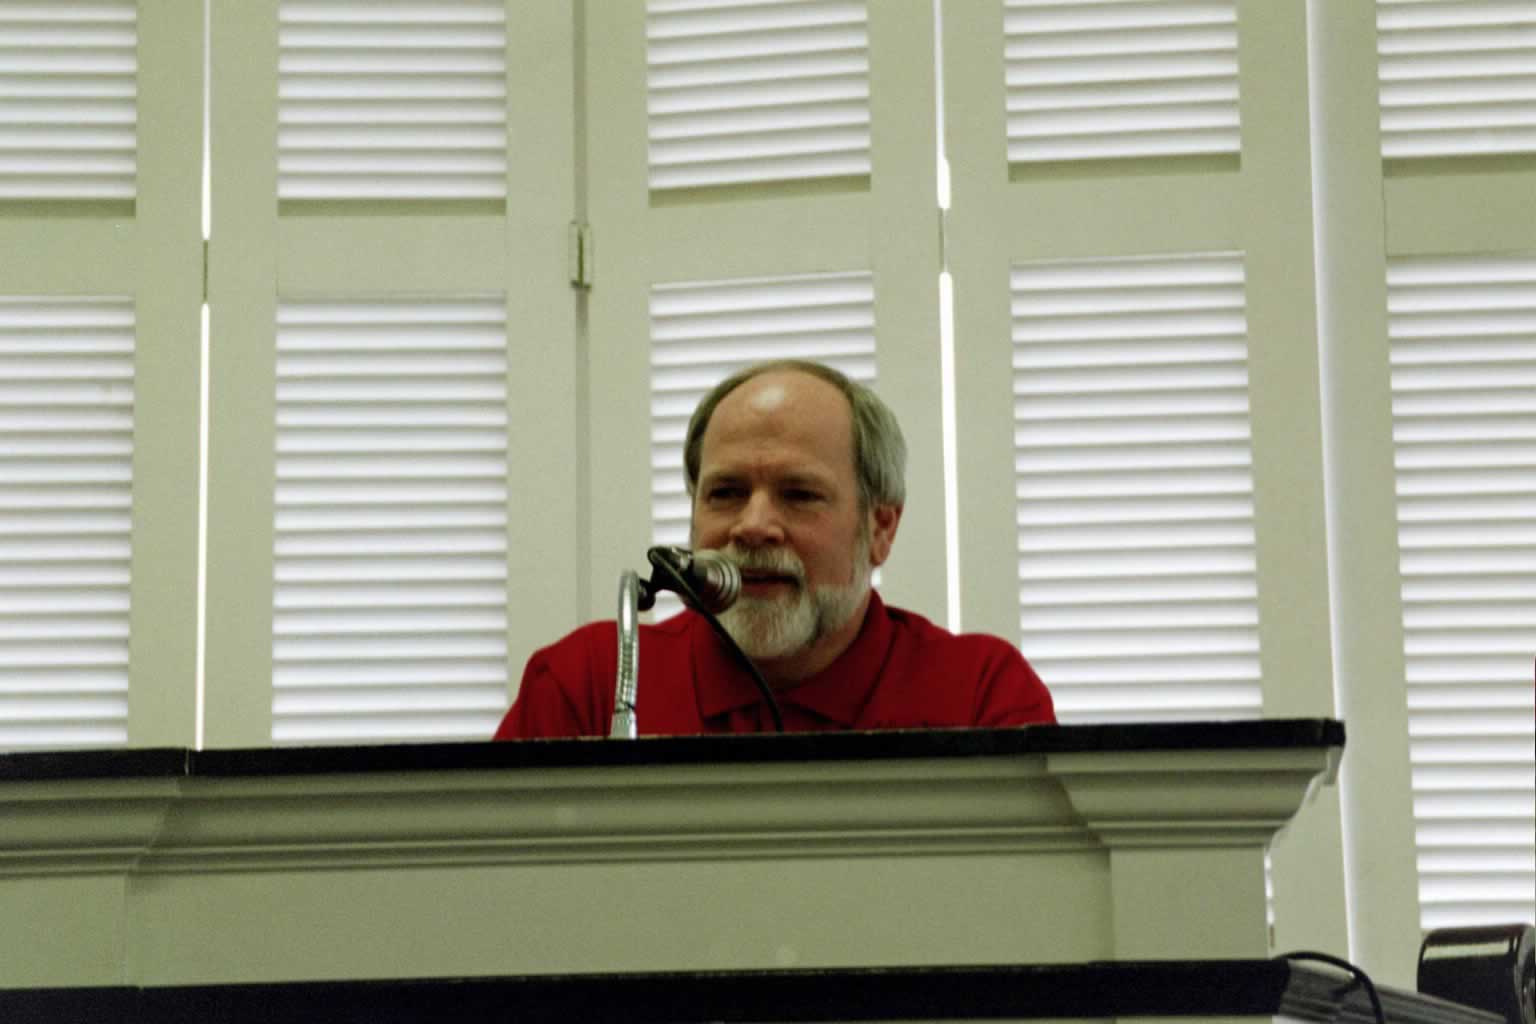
(710, 540, 871, 662)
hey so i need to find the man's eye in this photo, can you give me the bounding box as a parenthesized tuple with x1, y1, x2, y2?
(707, 486, 743, 501)
(784, 489, 822, 503)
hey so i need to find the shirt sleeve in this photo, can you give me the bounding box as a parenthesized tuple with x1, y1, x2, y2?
(492, 657, 587, 740)
(492, 626, 611, 740)
(973, 642, 1057, 727)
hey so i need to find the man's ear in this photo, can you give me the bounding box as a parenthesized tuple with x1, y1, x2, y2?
(867, 503, 902, 567)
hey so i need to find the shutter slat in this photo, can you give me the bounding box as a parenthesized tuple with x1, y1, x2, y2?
(1377, 0, 1536, 158)
(272, 298, 508, 744)
(1013, 253, 1260, 721)
(1388, 253, 1536, 930)
(0, 0, 136, 200)
(1004, 0, 1239, 164)
(277, 0, 507, 201)
(647, 0, 870, 190)
(0, 296, 132, 750)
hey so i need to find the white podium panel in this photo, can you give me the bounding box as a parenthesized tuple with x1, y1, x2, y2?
(0, 724, 1342, 988)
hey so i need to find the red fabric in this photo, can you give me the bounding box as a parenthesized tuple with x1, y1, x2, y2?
(493, 592, 1055, 739)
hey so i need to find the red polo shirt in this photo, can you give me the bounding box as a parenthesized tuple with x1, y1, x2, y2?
(493, 592, 1054, 738)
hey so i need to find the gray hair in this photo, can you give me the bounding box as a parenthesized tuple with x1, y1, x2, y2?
(682, 359, 907, 511)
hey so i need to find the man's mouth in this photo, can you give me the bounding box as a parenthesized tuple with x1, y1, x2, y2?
(738, 569, 801, 592)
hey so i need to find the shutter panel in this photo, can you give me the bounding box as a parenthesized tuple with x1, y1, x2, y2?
(1376, 0, 1536, 159)
(277, 0, 508, 200)
(646, 0, 871, 191)
(0, 296, 133, 749)
(0, 0, 137, 200)
(272, 298, 509, 743)
(1011, 252, 1261, 723)
(1387, 254, 1536, 929)
(1003, 0, 1240, 164)
(649, 271, 877, 617)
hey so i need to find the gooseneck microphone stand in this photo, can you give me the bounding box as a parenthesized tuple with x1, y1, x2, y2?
(609, 547, 784, 738)
(609, 568, 651, 739)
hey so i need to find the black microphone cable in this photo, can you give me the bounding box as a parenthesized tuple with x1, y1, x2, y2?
(1279, 951, 1386, 1024)
(646, 549, 785, 734)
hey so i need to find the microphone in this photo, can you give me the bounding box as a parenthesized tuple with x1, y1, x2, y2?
(646, 546, 741, 614)
(644, 545, 781, 732)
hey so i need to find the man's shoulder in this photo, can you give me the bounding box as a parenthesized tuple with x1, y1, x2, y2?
(532, 617, 609, 663)
(871, 597, 1055, 727)
(883, 601, 1018, 657)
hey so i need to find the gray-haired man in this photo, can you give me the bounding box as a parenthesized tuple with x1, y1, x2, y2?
(495, 361, 1054, 737)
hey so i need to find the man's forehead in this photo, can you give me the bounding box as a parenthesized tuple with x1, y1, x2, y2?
(699, 369, 857, 472)
(713, 369, 849, 424)
(742, 379, 789, 413)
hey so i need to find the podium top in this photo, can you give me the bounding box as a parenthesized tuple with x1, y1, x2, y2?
(0, 718, 1343, 782)
(0, 959, 1497, 1024)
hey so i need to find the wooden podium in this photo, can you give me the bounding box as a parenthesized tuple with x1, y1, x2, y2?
(0, 721, 1343, 990)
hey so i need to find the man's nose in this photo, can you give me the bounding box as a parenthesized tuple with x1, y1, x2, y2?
(730, 491, 785, 547)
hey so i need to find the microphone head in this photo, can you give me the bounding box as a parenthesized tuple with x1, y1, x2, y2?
(687, 549, 741, 613)
(647, 546, 740, 614)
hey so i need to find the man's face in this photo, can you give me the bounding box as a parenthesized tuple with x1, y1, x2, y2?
(689, 370, 899, 678)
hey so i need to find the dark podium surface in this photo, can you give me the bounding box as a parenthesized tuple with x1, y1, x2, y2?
(0, 960, 1498, 1024)
(0, 717, 1345, 782)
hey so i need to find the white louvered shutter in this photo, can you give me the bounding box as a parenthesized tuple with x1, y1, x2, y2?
(1387, 254, 1536, 929)
(272, 299, 509, 744)
(0, 297, 133, 749)
(646, 0, 871, 190)
(1011, 253, 1261, 723)
(277, 0, 508, 200)
(1376, 0, 1536, 160)
(0, 0, 137, 200)
(1003, 0, 1240, 164)
(649, 271, 877, 617)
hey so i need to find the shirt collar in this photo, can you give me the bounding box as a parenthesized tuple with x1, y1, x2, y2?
(692, 590, 894, 728)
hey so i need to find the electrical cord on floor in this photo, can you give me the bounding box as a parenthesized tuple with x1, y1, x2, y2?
(1280, 951, 1387, 1024)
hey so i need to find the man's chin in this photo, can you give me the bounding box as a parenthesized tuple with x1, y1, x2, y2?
(719, 599, 812, 659)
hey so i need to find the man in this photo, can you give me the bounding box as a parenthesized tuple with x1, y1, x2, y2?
(494, 360, 1054, 738)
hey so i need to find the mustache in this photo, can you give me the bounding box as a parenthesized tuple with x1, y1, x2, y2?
(713, 544, 805, 582)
